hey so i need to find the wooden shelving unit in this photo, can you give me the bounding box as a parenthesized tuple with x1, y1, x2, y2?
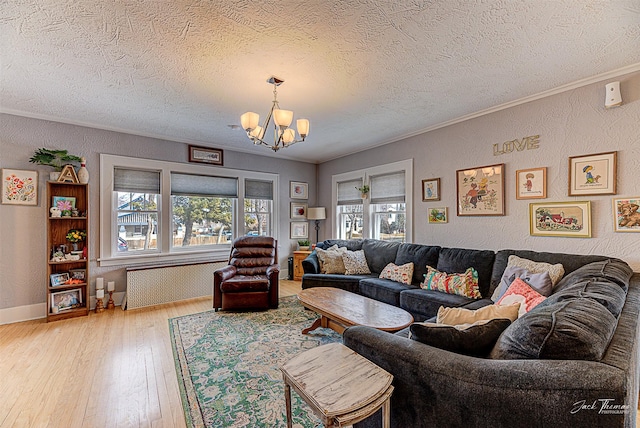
(46, 181, 89, 322)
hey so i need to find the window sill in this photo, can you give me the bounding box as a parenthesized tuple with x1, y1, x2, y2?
(98, 247, 230, 267)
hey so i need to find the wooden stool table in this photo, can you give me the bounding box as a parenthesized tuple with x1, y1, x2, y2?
(280, 342, 394, 428)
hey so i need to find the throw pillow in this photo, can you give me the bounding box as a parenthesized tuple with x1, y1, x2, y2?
(342, 250, 371, 275)
(490, 266, 553, 302)
(420, 266, 482, 299)
(410, 318, 513, 357)
(437, 302, 520, 325)
(507, 255, 565, 286)
(316, 246, 347, 274)
(496, 278, 546, 317)
(379, 262, 414, 285)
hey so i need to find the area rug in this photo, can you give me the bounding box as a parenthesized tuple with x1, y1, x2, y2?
(169, 296, 342, 428)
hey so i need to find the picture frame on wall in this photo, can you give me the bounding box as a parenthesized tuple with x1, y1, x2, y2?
(568, 151, 616, 196)
(421, 178, 441, 201)
(612, 197, 640, 233)
(290, 202, 308, 219)
(456, 163, 505, 216)
(188, 145, 224, 166)
(290, 181, 308, 199)
(529, 201, 592, 238)
(1, 169, 38, 206)
(290, 221, 309, 239)
(515, 167, 547, 200)
(428, 207, 448, 224)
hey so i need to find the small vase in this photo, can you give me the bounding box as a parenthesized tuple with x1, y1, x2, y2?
(72, 242, 79, 252)
(77, 157, 89, 184)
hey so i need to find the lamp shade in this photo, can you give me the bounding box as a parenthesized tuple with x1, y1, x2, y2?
(273, 109, 293, 128)
(250, 125, 264, 139)
(296, 119, 309, 138)
(282, 128, 295, 144)
(241, 112, 259, 131)
(307, 207, 326, 220)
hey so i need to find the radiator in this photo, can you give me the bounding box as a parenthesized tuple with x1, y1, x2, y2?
(125, 262, 225, 309)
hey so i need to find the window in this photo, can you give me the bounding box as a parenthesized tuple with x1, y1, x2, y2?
(332, 160, 412, 242)
(100, 155, 278, 266)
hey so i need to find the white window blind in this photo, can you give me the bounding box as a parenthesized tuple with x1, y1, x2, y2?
(171, 173, 238, 197)
(370, 171, 405, 204)
(337, 179, 363, 205)
(245, 179, 273, 200)
(114, 168, 160, 193)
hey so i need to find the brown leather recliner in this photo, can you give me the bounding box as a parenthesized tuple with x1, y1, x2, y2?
(213, 236, 279, 311)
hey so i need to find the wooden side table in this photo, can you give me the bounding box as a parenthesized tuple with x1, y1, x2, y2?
(293, 250, 311, 281)
(280, 342, 394, 428)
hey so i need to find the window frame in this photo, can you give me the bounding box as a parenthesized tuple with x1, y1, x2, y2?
(99, 154, 278, 267)
(331, 159, 413, 242)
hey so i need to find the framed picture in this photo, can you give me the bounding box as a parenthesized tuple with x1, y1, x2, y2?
(290, 181, 308, 199)
(456, 163, 505, 216)
(422, 178, 441, 201)
(612, 197, 640, 233)
(1, 169, 38, 206)
(52, 196, 76, 211)
(188, 145, 224, 166)
(290, 221, 309, 239)
(516, 167, 547, 200)
(51, 288, 83, 312)
(290, 202, 308, 219)
(69, 268, 87, 281)
(568, 151, 617, 196)
(50, 272, 70, 287)
(529, 201, 592, 238)
(428, 207, 448, 224)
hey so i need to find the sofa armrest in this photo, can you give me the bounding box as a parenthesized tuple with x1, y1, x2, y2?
(266, 263, 280, 281)
(343, 326, 628, 428)
(302, 251, 320, 274)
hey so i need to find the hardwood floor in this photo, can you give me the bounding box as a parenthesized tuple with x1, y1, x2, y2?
(0, 280, 302, 428)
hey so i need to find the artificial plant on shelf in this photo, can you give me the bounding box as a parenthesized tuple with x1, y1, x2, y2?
(356, 184, 370, 198)
(66, 229, 87, 251)
(298, 239, 311, 250)
(29, 148, 83, 171)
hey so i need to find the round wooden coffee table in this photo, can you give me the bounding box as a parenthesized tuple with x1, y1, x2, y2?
(298, 287, 414, 334)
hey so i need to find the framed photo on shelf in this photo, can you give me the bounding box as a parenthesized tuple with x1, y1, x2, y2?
(290, 221, 309, 239)
(50, 272, 70, 287)
(456, 163, 505, 216)
(516, 167, 547, 200)
(52, 196, 76, 211)
(428, 207, 448, 224)
(51, 288, 83, 312)
(188, 145, 224, 165)
(290, 181, 308, 199)
(529, 201, 592, 238)
(421, 178, 441, 201)
(1, 169, 38, 206)
(69, 268, 87, 281)
(568, 151, 617, 196)
(290, 202, 308, 219)
(612, 197, 640, 233)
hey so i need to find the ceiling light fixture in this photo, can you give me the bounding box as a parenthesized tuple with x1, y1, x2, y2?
(240, 76, 310, 152)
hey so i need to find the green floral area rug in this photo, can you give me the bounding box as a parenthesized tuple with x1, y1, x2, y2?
(169, 296, 342, 428)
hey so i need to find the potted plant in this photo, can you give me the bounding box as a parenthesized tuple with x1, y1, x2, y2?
(356, 184, 370, 199)
(298, 239, 311, 251)
(29, 148, 83, 180)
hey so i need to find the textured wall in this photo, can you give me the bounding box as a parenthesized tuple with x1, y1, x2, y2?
(318, 71, 640, 272)
(0, 115, 316, 311)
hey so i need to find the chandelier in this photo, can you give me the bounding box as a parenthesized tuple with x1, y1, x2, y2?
(240, 76, 310, 152)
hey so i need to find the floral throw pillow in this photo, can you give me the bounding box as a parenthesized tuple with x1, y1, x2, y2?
(379, 262, 414, 285)
(420, 266, 481, 299)
(316, 246, 347, 274)
(342, 250, 371, 275)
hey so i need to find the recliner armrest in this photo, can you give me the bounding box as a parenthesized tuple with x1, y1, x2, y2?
(266, 263, 280, 279)
(214, 265, 237, 284)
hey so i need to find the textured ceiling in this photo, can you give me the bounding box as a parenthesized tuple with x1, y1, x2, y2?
(1, 1, 640, 163)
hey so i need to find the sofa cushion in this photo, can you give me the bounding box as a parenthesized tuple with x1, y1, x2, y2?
(436, 247, 495, 298)
(400, 289, 478, 322)
(553, 259, 632, 293)
(410, 318, 512, 357)
(316, 245, 347, 274)
(421, 266, 482, 299)
(437, 302, 520, 325)
(491, 266, 553, 301)
(395, 243, 441, 285)
(317, 239, 363, 251)
(379, 262, 414, 285)
(342, 250, 371, 275)
(301, 273, 373, 294)
(496, 278, 546, 317)
(362, 239, 401, 273)
(490, 297, 617, 361)
(359, 277, 417, 306)
(506, 255, 565, 286)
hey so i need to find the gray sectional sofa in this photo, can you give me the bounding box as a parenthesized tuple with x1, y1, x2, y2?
(301, 239, 640, 427)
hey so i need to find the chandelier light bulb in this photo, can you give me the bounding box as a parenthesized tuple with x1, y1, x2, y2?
(250, 125, 264, 139)
(241, 112, 259, 131)
(282, 128, 296, 144)
(297, 119, 309, 138)
(273, 109, 293, 128)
